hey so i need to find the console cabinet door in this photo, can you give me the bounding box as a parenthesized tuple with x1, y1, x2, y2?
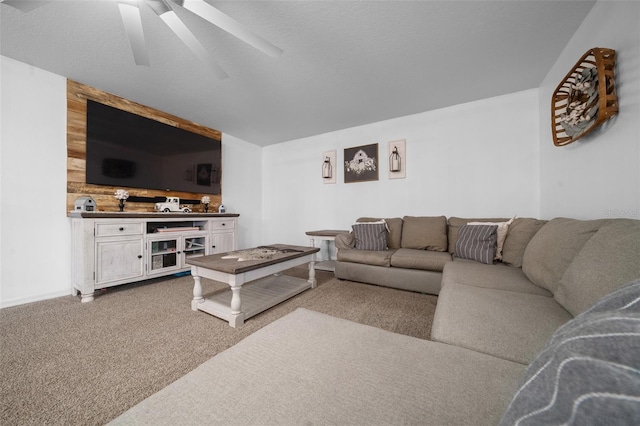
(211, 232, 235, 254)
(95, 237, 144, 285)
(147, 236, 182, 276)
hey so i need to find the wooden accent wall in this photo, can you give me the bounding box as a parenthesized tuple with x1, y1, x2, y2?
(67, 80, 222, 214)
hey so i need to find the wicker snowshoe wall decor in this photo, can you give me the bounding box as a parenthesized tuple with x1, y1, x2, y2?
(551, 47, 618, 146)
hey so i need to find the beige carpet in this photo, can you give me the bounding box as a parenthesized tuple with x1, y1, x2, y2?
(0, 266, 437, 425)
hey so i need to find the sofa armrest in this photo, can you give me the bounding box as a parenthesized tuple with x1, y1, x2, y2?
(335, 232, 355, 250)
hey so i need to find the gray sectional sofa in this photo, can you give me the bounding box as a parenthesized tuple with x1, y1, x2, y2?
(336, 216, 640, 364)
(112, 216, 640, 425)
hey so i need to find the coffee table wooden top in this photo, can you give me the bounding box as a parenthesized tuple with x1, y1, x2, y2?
(186, 244, 319, 275)
(305, 230, 349, 237)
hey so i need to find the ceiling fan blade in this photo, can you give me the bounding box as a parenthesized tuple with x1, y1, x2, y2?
(171, 0, 283, 58)
(0, 0, 50, 13)
(158, 10, 229, 80)
(118, 1, 151, 66)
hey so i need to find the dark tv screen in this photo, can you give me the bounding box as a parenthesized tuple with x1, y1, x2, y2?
(86, 100, 221, 194)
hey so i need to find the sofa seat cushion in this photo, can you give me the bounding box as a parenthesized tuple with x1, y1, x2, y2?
(337, 249, 395, 267)
(442, 261, 552, 296)
(554, 218, 640, 316)
(522, 218, 607, 293)
(390, 248, 452, 272)
(432, 283, 572, 364)
(111, 308, 527, 426)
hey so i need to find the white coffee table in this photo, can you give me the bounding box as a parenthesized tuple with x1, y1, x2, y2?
(187, 244, 319, 327)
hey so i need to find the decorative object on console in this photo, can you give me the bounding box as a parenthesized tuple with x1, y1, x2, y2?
(201, 196, 210, 213)
(218, 204, 226, 214)
(552, 47, 618, 146)
(74, 196, 96, 212)
(322, 150, 337, 184)
(114, 189, 129, 212)
(344, 144, 378, 183)
(388, 139, 406, 179)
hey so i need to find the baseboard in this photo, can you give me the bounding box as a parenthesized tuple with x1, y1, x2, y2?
(0, 289, 73, 309)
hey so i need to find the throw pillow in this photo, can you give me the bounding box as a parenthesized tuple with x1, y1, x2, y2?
(357, 217, 403, 249)
(447, 217, 509, 254)
(352, 221, 388, 251)
(499, 278, 640, 426)
(454, 224, 498, 265)
(468, 216, 515, 260)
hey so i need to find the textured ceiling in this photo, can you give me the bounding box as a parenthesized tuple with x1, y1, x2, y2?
(1, 0, 596, 146)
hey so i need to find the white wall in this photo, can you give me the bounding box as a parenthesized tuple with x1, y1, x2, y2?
(261, 89, 541, 248)
(1, 56, 70, 307)
(539, 1, 640, 220)
(220, 133, 263, 249)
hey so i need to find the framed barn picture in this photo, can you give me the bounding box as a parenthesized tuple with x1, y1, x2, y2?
(344, 143, 378, 183)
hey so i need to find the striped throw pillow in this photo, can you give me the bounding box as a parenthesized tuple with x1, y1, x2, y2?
(499, 278, 640, 425)
(454, 224, 498, 264)
(352, 221, 388, 251)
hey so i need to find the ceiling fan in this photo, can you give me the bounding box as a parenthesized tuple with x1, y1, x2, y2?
(1, 0, 283, 79)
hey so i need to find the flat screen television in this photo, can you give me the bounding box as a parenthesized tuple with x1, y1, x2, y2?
(85, 100, 221, 195)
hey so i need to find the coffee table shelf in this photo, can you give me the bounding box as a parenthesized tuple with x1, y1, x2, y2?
(187, 244, 319, 327)
(196, 275, 312, 323)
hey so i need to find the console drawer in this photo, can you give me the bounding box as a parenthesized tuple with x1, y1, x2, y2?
(95, 222, 144, 236)
(210, 220, 236, 230)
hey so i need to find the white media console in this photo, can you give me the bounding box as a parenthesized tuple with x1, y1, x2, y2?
(70, 212, 239, 302)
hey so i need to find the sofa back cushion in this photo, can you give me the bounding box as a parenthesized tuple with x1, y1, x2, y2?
(499, 278, 640, 426)
(522, 218, 607, 293)
(501, 218, 547, 267)
(448, 217, 508, 254)
(357, 217, 403, 249)
(400, 216, 448, 251)
(554, 219, 640, 316)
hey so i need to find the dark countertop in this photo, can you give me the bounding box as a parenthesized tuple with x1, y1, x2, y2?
(69, 212, 239, 218)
